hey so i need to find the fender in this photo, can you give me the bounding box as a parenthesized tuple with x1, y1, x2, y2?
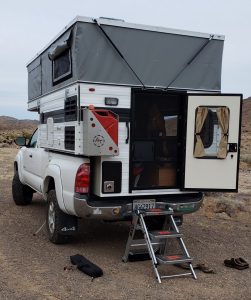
(43, 164, 68, 214)
(14, 151, 25, 184)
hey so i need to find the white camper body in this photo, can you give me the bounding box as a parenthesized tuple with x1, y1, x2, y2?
(35, 81, 242, 197)
(26, 16, 242, 203)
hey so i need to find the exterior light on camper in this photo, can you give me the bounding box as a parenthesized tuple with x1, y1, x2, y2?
(75, 163, 90, 194)
(104, 97, 119, 106)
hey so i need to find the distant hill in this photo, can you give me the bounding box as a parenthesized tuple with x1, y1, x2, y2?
(241, 97, 251, 156)
(242, 97, 251, 125)
(0, 116, 39, 131)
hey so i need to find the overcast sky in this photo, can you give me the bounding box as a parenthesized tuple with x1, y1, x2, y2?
(0, 0, 250, 119)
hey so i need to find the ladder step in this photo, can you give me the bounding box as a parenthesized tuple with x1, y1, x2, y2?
(149, 230, 182, 239)
(140, 208, 173, 216)
(130, 239, 163, 249)
(156, 254, 192, 265)
(160, 272, 192, 279)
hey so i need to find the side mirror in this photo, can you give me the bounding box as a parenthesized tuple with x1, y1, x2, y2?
(14, 137, 27, 147)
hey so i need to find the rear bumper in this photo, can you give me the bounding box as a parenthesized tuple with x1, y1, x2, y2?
(73, 193, 204, 220)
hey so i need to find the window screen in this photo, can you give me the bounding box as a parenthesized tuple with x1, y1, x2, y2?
(200, 110, 214, 148)
(194, 106, 230, 158)
(164, 115, 178, 136)
(131, 92, 181, 189)
(53, 49, 72, 84)
(28, 57, 42, 100)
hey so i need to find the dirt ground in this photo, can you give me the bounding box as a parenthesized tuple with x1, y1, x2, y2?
(0, 148, 250, 300)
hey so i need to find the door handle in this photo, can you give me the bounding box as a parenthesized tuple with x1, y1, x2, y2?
(29, 154, 33, 158)
(125, 122, 129, 144)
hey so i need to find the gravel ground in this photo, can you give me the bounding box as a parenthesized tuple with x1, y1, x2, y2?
(0, 148, 250, 300)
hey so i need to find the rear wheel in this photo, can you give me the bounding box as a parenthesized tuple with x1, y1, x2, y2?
(12, 172, 33, 205)
(46, 190, 78, 244)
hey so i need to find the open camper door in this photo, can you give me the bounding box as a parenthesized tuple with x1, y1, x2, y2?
(183, 94, 242, 191)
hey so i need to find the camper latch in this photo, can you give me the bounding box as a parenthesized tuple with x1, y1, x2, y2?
(228, 143, 238, 153)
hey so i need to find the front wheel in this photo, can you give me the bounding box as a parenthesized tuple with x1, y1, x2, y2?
(12, 172, 33, 205)
(46, 190, 78, 244)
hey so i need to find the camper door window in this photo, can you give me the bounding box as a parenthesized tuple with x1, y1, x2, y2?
(194, 106, 230, 159)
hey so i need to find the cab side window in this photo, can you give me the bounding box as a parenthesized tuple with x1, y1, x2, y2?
(29, 130, 38, 148)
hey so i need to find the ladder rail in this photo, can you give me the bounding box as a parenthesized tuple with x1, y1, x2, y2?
(170, 214, 197, 280)
(122, 214, 139, 262)
(122, 209, 197, 282)
(138, 213, 158, 266)
(170, 215, 190, 257)
(138, 212, 162, 283)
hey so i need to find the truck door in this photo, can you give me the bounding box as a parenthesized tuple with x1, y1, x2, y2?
(182, 94, 242, 191)
(23, 129, 45, 192)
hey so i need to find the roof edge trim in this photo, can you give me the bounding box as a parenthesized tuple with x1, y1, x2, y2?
(27, 15, 225, 67)
(97, 18, 225, 41)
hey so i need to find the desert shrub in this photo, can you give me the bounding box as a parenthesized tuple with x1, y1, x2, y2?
(0, 129, 34, 146)
(241, 154, 251, 164)
(22, 130, 33, 139)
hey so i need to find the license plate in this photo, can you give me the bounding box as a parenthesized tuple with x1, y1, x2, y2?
(133, 199, 156, 211)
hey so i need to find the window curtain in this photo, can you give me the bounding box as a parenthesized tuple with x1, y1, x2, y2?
(194, 107, 208, 157)
(216, 107, 229, 158)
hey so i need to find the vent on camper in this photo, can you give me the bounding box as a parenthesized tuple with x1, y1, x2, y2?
(65, 96, 77, 122)
(65, 126, 75, 150)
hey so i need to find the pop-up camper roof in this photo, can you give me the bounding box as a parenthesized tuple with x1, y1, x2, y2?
(27, 16, 224, 103)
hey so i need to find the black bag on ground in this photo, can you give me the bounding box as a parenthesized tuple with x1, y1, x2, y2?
(70, 254, 103, 278)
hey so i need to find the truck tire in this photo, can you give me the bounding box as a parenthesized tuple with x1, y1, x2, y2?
(46, 190, 78, 244)
(12, 172, 33, 205)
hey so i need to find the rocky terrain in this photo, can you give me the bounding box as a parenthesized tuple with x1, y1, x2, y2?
(241, 97, 251, 157)
(0, 147, 250, 299)
(0, 98, 250, 299)
(202, 97, 251, 223)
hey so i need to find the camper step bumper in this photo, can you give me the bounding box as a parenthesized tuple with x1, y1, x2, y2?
(73, 194, 203, 220)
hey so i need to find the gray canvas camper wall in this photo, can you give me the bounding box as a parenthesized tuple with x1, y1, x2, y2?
(27, 16, 224, 109)
(27, 16, 225, 157)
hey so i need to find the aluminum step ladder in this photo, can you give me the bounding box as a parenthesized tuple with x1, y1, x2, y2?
(122, 208, 197, 283)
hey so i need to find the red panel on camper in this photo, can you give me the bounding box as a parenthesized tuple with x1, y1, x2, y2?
(92, 110, 119, 145)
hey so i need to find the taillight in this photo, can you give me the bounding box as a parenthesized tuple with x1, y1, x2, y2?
(75, 163, 90, 194)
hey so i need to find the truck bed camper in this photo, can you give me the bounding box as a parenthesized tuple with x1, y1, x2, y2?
(27, 16, 241, 199)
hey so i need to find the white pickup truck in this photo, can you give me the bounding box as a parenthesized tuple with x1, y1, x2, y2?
(13, 17, 242, 247)
(12, 129, 203, 244)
